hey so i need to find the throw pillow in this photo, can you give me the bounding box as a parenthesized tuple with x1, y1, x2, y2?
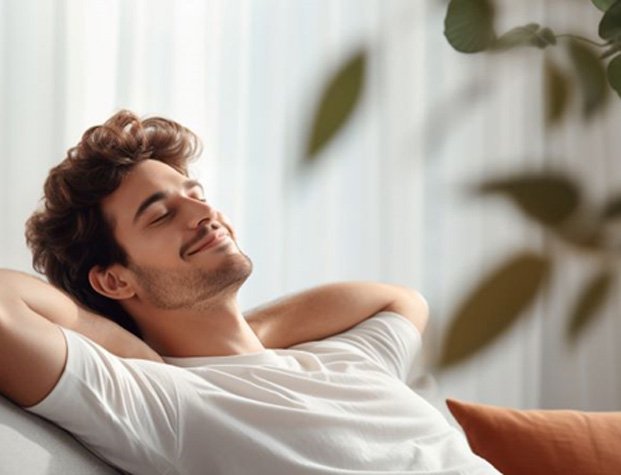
(446, 398, 621, 475)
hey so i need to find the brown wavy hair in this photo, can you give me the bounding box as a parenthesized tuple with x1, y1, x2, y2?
(25, 110, 202, 338)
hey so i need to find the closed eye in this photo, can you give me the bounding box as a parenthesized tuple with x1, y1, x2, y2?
(150, 212, 172, 225)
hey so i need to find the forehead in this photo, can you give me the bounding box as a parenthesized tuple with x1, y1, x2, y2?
(101, 159, 187, 229)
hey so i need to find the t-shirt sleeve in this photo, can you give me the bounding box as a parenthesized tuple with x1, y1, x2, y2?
(24, 326, 180, 475)
(292, 311, 422, 382)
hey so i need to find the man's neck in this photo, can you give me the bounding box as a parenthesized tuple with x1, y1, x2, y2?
(129, 298, 266, 358)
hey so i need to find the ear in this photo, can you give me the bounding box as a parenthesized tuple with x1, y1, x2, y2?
(88, 264, 136, 301)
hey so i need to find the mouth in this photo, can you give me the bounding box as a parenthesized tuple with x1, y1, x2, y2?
(187, 230, 229, 256)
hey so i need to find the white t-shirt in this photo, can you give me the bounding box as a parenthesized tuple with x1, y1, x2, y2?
(26, 311, 500, 475)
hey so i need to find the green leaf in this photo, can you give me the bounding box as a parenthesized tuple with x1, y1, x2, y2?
(601, 43, 621, 59)
(554, 219, 605, 251)
(438, 252, 550, 368)
(599, 0, 621, 40)
(305, 50, 366, 159)
(607, 54, 621, 97)
(444, 0, 496, 53)
(545, 58, 571, 126)
(478, 174, 580, 227)
(600, 192, 621, 219)
(539, 28, 557, 47)
(567, 269, 614, 341)
(493, 23, 539, 50)
(492, 24, 556, 51)
(592, 0, 617, 12)
(567, 40, 609, 118)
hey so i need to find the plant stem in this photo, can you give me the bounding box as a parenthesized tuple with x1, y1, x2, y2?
(555, 34, 610, 48)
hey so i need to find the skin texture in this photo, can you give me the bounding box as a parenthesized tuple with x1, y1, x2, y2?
(88, 159, 264, 358)
(0, 158, 428, 408)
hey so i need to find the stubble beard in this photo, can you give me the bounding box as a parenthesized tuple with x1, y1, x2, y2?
(128, 251, 253, 311)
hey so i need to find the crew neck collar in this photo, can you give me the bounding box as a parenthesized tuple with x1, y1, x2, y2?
(163, 348, 283, 368)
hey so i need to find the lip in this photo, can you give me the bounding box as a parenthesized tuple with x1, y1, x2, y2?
(187, 231, 228, 256)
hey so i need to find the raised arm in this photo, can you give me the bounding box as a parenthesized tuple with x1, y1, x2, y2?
(245, 281, 428, 349)
(0, 268, 162, 408)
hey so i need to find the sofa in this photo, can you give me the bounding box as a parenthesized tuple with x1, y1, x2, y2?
(0, 395, 120, 474)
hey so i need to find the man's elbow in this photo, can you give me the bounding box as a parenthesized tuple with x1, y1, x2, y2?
(381, 286, 429, 334)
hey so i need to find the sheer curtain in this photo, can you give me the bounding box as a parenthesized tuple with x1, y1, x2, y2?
(1, 0, 620, 411)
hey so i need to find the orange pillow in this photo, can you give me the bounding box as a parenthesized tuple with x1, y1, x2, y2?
(446, 398, 621, 475)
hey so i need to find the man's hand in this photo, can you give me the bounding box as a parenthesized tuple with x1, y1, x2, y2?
(0, 268, 161, 407)
(245, 281, 428, 349)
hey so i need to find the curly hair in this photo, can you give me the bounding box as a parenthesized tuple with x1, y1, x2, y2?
(25, 110, 202, 338)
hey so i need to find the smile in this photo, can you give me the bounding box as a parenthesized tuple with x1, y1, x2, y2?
(188, 232, 229, 256)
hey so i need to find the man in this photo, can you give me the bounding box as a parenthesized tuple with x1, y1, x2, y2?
(0, 111, 500, 474)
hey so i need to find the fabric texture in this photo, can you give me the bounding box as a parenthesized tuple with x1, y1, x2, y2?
(0, 394, 122, 474)
(25, 312, 499, 475)
(446, 398, 621, 475)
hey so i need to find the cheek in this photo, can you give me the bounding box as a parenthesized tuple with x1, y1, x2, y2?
(218, 212, 238, 241)
(129, 234, 180, 261)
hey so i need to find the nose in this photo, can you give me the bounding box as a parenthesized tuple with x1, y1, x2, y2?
(185, 196, 220, 230)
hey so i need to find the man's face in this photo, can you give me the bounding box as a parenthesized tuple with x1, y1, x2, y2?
(100, 159, 252, 310)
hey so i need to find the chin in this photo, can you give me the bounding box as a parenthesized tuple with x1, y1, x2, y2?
(226, 251, 253, 280)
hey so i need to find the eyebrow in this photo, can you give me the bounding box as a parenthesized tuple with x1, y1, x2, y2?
(132, 179, 205, 225)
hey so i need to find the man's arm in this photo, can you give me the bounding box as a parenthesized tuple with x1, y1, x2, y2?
(245, 281, 428, 349)
(0, 268, 162, 408)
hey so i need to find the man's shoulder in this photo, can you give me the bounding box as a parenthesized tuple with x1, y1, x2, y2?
(379, 287, 429, 334)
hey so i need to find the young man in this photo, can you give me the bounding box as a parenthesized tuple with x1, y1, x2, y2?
(0, 111, 500, 474)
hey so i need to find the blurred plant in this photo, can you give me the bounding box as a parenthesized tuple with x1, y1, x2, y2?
(438, 173, 620, 367)
(304, 51, 366, 158)
(302, 0, 621, 371)
(436, 0, 621, 367)
(444, 0, 621, 125)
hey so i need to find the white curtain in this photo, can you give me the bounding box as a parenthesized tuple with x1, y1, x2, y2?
(1, 0, 620, 411)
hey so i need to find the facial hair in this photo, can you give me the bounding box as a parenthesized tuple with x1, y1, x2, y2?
(128, 251, 253, 310)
